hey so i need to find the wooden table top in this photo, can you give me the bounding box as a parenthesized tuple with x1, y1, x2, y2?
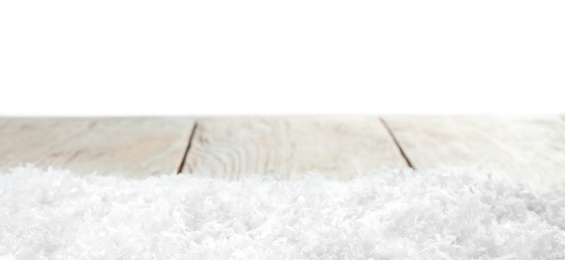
(1, 116, 564, 183)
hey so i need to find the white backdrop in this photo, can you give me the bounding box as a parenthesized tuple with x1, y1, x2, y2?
(1, 1, 564, 115)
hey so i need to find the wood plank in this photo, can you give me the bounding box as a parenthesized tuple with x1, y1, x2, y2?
(0, 117, 195, 177)
(184, 116, 408, 180)
(384, 116, 565, 183)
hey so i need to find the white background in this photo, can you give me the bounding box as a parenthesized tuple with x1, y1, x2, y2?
(1, 1, 564, 116)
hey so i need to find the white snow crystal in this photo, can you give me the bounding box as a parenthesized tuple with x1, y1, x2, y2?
(0, 166, 564, 259)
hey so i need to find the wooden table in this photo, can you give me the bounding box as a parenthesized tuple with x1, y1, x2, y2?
(1, 116, 564, 183)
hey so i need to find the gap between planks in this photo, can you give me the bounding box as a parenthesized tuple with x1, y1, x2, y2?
(176, 122, 198, 174)
(380, 118, 415, 169)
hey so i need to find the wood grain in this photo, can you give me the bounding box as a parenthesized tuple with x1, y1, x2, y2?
(0, 117, 195, 177)
(384, 116, 565, 183)
(184, 116, 408, 180)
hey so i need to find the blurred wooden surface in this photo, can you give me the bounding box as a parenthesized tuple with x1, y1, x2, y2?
(383, 116, 565, 183)
(1, 116, 564, 182)
(184, 116, 407, 180)
(0, 117, 194, 177)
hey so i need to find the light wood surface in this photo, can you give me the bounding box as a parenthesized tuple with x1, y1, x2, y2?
(2, 116, 564, 181)
(383, 116, 565, 183)
(184, 116, 408, 180)
(0, 117, 194, 177)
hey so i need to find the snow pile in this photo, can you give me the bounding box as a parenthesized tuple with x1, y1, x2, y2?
(1, 166, 564, 259)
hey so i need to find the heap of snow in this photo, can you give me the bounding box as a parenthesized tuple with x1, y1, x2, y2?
(1, 166, 564, 259)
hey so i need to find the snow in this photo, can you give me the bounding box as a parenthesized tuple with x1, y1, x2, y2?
(1, 166, 564, 259)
